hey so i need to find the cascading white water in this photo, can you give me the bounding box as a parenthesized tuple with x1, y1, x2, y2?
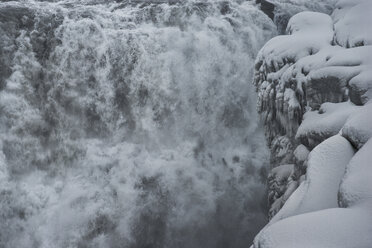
(0, 1, 276, 247)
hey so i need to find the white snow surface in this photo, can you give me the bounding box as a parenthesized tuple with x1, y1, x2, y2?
(257, 12, 333, 73)
(253, 203, 372, 248)
(339, 138, 372, 208)
(341, 102, 372, 149)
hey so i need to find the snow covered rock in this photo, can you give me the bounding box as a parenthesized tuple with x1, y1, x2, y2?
(254, 11, 345, 217)
(293, 144, 309, 165)
(309, 45, 372, 106)
(267, 164, 297, 218)
(269, 135, 355, 223)
(332, 0, 372, 47)
(341, 102, 372, 149)
(339, 138, 372, 208)
(254, 0, 372, 221)
(253, 0, 372, 246)
(296, 102, 360, 149)
(256, 0, 336, 34)
(269, 136, 294, 165)
(254, 11, 335, 160)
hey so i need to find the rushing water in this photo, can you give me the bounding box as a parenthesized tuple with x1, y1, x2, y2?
(0, 1, 276, 247)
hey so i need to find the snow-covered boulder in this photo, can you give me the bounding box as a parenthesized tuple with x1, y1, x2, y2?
(293, 144, 309, 165)
(341, 102, 372, 149)
(269, 135, 355, 223)
(308, 45, 372, 106)
(253, 203, 372, 248)
(339, 138, 372, 208)
(267, 164, 297, 218)
(333, 0, 372, 47)
(256, 0, 336, 34)
(296, 102, 359, 149)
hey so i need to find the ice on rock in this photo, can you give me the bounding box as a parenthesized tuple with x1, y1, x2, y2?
(269, 136, 294, 165)
(339, 138, 372, 208)
(292, 144, 309, 180)
(252, 135, 355, 246)
(267, 164, 298, 218)
(254, 11, 335, 158)
(291, 43, 372, 108)
(312, 45, 372, 105)
(269, 164, 293, 183)
(296, 101, 360, 149)
(256, 11, 333, 76)
(255, 11, 339, 221)
(293, 144, 309, 164)
(254, 11, 345, 216)
(342, 102, 372, 149)
(257, 0, 336, 34)
(269, 135, 355, 224)
(254, 0, 372, 222)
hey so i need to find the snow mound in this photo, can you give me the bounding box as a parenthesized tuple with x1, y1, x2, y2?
(333, 0, 372, 47)
(256, 12, 333, 76)
(293, 144, 309, 164)
(309, 45, 372, 105)
(342, 102, 372, 149)
(296, 101, 359, 148)
(253, 203, 372, 248)
(339, 138, 372, 208)
(269, 135, 354, 224)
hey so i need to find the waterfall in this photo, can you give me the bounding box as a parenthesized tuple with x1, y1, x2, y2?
(0, 1, 276, 247)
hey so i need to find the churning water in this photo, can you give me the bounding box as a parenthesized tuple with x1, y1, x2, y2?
(0, 0, 276, 247)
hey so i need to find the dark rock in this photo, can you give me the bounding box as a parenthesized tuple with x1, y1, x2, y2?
(257, 0, 275, 20)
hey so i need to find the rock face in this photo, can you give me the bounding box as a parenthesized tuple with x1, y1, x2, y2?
(253, 0, 372, 246)
(256, 0, 275, 20)
(256, 0, 336, 34)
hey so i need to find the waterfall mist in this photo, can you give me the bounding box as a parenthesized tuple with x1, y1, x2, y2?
(0, 1, 276, 247)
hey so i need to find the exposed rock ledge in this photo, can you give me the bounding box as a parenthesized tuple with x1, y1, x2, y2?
(252, 0, 372, 247)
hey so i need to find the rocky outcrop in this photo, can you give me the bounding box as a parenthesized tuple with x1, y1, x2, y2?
(253, 0, 372, 246)
(256, 0, 275, 20)
(256, 0, 336, 34)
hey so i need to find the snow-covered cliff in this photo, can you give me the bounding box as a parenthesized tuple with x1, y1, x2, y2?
(253, 0, 372, 246)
